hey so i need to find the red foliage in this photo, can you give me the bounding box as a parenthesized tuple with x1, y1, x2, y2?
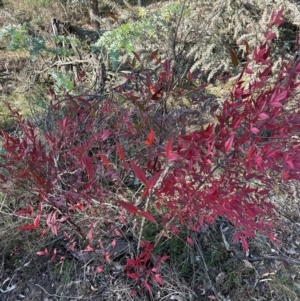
(0, 9, 300, 290)
(125, 241, 169, 291)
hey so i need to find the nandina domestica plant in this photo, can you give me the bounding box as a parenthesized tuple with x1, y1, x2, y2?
(125, 241, 169, 293)
(148, 10, 300, 250)
(0, 9, 300, 287)
(111, 11, 300, 251)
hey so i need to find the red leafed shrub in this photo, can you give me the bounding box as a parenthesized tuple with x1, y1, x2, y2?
(152, 11, 300, 249)
(0, 8, 300, 286)
(125, 241, 169, 292)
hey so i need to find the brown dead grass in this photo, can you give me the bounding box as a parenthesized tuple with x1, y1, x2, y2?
(1, 185, 300, 301)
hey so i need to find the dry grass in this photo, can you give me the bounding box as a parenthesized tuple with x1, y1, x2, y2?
(1, 1, 300, 300)
(1, 184, 300, 301)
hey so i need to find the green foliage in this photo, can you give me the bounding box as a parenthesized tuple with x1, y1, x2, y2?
(22, 0, 50, 8)
(96, 0, 300, 80)
(29, 37, 47, 61)
(50, 70, 75, 95)
(142, 220, 160, 241)
(203, 242, 227, 267)
(94, 2, 188, 69)
(0, 24, 81, 60)
(165, 236, 193, 277)
(0, 25, 30, 51)
(222, 264, 254, 292)
(0, 24, 47, 61)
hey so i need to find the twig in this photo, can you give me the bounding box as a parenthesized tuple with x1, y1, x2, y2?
(249, 255, 300, 265)
(58, 1, 68, 18)
(35, 284, 87, 299)
(137, 164, 172, 251)
(35, 284, 68, 298)
(170, 0, 187, 62)
(193, 238, 219, 297)
(224, 254, 300, 267)
(37, 59, 90, 74)
(195, 149, 235, 191)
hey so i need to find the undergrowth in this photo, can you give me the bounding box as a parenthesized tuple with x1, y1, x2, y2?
(1, 4, 300, 300)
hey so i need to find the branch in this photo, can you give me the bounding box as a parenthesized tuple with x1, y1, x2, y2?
(225, 254, 300, 267)
(137, 163, 172, 251)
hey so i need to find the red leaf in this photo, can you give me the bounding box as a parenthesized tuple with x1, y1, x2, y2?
(153, 274, 164, 285)
(127, 273, 139, 280)
(227, 46, 239, 67)
(270, 90, 287, 107)
(37, 248, 48, 256)
(51, 225, 58, 236)
(250, 127, 259, 134)
(116, 142, 125, 161)
(242, 40, 250, 54)
(147, 171, 161, 190)
(62, 117, 68, 130)
(142, 281, 151, 291)
(151, 88, 163, 100)
(99, 153, 110, 167)
(148, 49, 158, 62)
(265, 32, 276, 41)
(101, 130, 112, 141)
(168, 153, 180, 161)
(96, 266, 104, 273)
(272, 9, 284, 25)
(85, 245, 94, 252)
(139, 211, 157, 223)
(69, 202, 85, 211)
(247, 144, 256, 161)
(258, 112, 269, 119)
(132, 51, 141, 62)
(116, 200, 139, 214)
(285, 156, 295, 169)
(270, 101, 283, 108)
(145, 129, 155, 146)
(15, 205, 33, 216)
(58, 215, 70, 222)
(234, 232, 250, 251)
(275, 90, 288, 102)
(141, 187, 149, 198)
(233, 232, 242, 242)
(241, 236, 249, 251)
(50, 248, 57, 262)
(131, 161, 148, 185)
(160, 255, 170, 262)
(0, 174, 7, 183)
(131, 290, 137, 297)
(34, 214, 40, 228)
(165, 137, 180, 161)
(107, 12, 118, 22)
(130, 56, 136, 68)
(81, 153, 94, 181)
(18, 224, 37, 231)
(245, 67, 253, 74)
(87, 229, 93, 241)
(111, 239, 116, 248)
(153, 255, 170, 268)
(187, 237, 193, 245)
(33, 173, 45, 186)
(166, 137, 174, 155)
(225, 134, 234, 152)
(293, 32, 299, 51)
(266, 148, 280, 158)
